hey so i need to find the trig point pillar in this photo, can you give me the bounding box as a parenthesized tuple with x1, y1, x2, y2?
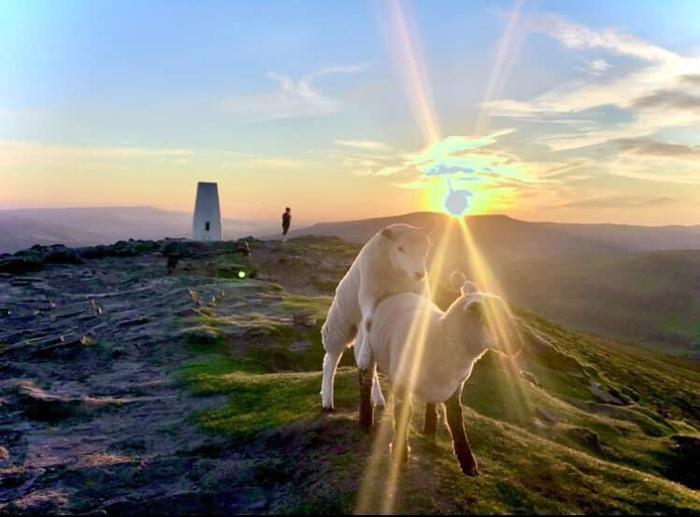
(192, 182, 222, 241)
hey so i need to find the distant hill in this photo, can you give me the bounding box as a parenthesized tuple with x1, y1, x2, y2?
(0, 214, 103, 252)
(285, 212, 700, 256)
(0, 207, 277, 253)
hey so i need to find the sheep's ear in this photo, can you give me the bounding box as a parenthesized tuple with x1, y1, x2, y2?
(449, 270, 467, 289)
(463, 299, 484, 321)
(382, 228, 395, 240)
(415, 226, 432, 245)
(460, 280, 479, 296)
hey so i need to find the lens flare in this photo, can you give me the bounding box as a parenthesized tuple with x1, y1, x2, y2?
(356, 1, 532, 512)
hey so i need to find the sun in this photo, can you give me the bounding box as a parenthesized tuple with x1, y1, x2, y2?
(422, 178, 501, 217)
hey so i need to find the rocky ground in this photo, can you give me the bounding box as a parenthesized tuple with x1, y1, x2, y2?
(1, 237, 698, 514)
(0, 238, 355, 514)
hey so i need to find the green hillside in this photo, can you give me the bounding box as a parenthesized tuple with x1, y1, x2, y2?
(177, 237, 700, 514)
(496, 250, 700, 355)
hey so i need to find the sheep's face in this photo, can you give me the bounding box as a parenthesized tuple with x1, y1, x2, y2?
(382, 225, 431, 281)
(460, 298, 498, 352)
(446, 287, 513, 356)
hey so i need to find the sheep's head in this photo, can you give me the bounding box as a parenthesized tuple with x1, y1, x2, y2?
(444, 282, 515, 357)
(381, 224, 431, 281)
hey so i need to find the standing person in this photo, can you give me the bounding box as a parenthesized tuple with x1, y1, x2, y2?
(282, 207, 292, 242)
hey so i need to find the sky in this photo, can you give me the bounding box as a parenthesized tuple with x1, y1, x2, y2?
(1, 0, 700, 226)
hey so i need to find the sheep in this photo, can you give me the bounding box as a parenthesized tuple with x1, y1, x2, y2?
(360, 280, 511, 476)
(320, 223, 431, 411)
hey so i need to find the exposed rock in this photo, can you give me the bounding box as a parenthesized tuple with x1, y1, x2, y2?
(589, 381, 625, 405)
(563, 426, 603, 454)
(293, 313, 316, 328)
(520, 370, 539, 386)
(182, 328, 219, 345)
(15, 382, 87, 422)
(535, 407, 558, 424)
(289, 340, 311, 353)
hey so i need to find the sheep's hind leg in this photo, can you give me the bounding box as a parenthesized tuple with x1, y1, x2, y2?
(371, 371, 385, 408)
(445, 387, 479, 476)
(358, 364, 375, 432)
(422, 403, 439, 440)
(390, 391, 412, 466)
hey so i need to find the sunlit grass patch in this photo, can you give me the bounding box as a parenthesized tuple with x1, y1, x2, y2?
(187, 368, 357, 438)
(279, 294, 332, 320)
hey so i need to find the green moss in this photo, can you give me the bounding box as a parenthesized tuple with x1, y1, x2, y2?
(190, 368, 357, 438)
(280, 294, 332, 320)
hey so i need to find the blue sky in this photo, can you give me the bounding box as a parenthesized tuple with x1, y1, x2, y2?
(2, 0, 700, 224)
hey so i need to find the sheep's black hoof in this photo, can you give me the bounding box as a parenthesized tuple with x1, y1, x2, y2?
(359, 414, 373, 433)
(321, 406, 334, 413)
(462, 466, 479, 477)
(460, 459, 479, 477)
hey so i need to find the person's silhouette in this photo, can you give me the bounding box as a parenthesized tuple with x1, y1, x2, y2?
(282, 207, 291, 241)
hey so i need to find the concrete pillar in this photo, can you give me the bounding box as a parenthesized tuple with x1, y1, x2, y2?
(192, 182, 222, 241)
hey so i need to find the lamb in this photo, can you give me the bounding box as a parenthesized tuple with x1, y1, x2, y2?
(320, 223, 431, 411)
(360, 280, 511, 476)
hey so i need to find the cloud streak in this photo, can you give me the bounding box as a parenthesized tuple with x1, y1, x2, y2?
(334, 139, 393, 152)
(222, 64, 367, 121)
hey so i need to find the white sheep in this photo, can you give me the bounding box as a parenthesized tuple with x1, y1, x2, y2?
(361, 281, 511, 476)
(320, 223, 431, 411)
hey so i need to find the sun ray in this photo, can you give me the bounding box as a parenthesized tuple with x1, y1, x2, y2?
(474, 0, 526, 135)
(455, 217, 533, 420)
(356, 2, 532, 512)
(355, 221, 454, 514)
(386, 0, 442, 146)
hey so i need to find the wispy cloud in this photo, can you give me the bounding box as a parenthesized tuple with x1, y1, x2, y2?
(0, 140, 193, 168)
(616, 138, 700, 157)
(0, 140, 319, 174)
(528, 14, 677, 62)
(486, 12, 700, 182)
(222, 64, 367, 121)
(631, 89, 700, 110)
(583, 58, 612, 75)
(334, 139, 393, 152)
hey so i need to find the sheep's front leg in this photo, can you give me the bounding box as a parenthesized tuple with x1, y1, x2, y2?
(391, 392, 413, 465)
(358, 364, 375, 432)
(422, 403, 439, 440)
(445, 387, 479, 476)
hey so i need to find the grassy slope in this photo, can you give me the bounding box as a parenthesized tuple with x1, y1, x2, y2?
(496, 250, 700, 354)
(178, 281, 700, 514)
